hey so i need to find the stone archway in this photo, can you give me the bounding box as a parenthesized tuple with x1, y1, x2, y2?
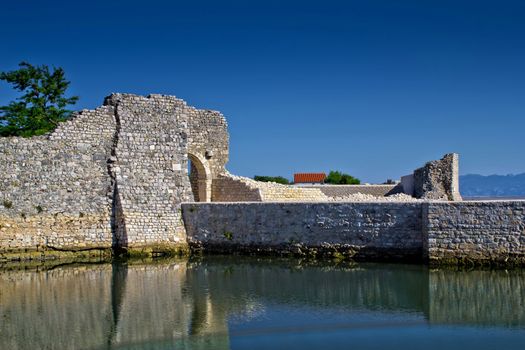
(188, 153, 212, 202)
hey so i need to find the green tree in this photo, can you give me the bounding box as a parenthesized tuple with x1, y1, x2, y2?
(0, 62, 78, 137)
(254, 175, 290, 185)
(324, 171, 360, 184)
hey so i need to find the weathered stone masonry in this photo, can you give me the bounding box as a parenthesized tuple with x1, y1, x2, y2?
(0, 106, 116, 256)
(1, 92, 524, 265)
(182, 200, 525, 265)
(183, 202, 424, 261)
(424, 201, 525, 264)
(0, 94, 231, 258)
(0, 93, 330, 259)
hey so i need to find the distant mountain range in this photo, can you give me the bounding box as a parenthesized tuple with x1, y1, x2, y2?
(460, 173, 525, 197)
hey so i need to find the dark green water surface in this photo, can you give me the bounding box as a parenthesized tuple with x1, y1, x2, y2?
(1, 256, 525, 349)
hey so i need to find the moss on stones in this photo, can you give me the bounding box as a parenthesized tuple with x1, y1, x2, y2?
(117, 243, 190, 259)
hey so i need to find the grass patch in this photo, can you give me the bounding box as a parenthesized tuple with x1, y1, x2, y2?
(223, 231, 233, 240)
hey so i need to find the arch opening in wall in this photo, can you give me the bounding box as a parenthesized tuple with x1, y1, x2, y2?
(188, 153, 212, 202)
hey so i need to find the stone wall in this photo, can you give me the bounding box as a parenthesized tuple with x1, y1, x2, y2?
(1, 91, 522, 266)
(187, 109, 229, 202)
(0, 93, 230, 258)
(424, 201, 525, 265)
(107, 94, 193, 249)
(413, 153, 462, 201)
(308, 184, 401, 198)
(183, 200, 525, 265)
(182, 202, 424, 261)
(211, 173, 263, 202)
(212, 173, 328, 202)
(0, 106, 116, 253)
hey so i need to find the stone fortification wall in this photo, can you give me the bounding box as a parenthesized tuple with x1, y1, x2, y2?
(0, 93, 231, 259)
(182, 202, 424, 261)
(107, 94, 194, 249)
(308, 184, 401, 198)
(188, 109, 229, 178)
(187, 109, 229, 202)
(413, 153, 462, 201)
(0, 106, 116, 255)
(424, 201, 525, 265)
(211, 173, 328, 202)
(211, 174, 263, 201)
(183, 200, 525, 265)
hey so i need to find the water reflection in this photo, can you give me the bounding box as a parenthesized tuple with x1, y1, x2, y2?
(1, 257, 525, 349)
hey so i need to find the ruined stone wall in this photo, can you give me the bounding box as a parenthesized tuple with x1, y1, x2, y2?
(212, 173, 328, 202)
(183, 200, 525, 265)
(182, 202, 424, 261)
(308, 184, 401, 198)
(414, 153, 462, 201)
(424, 201, 525, 265)
(211, 174, 263, 202)
(0, 93, 231, 258)
(0, 106, 116, 254)
(107, 94, 193, 249)
(188, 109, 229, 178)
(187, 108, 229, 202)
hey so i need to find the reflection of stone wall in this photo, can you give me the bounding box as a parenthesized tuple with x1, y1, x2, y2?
(192, 257, 429, 314)
(4, 258, 525, 349)
(0, 265, 114, 350)
(0, 261, 230, 350)
(429, 269, 525, 327)
(0, 259, 429, 350)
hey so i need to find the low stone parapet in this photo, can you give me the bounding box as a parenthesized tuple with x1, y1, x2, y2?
(424, 200, 525, 266)
(182, 202, 424, 262)
(182, 200, 525, 266)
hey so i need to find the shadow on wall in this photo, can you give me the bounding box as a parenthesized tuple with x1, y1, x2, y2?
(111, 186, 128, 252)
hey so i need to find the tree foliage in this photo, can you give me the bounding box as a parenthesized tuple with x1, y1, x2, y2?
(254, 175, 290, 185)
(0, 62, 78, 137)
(324, 171, 360, 184)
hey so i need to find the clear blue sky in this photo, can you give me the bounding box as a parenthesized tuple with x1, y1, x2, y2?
(1, 0, 524, 183)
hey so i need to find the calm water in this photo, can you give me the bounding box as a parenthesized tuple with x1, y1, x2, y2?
(1, 257, 525, 350)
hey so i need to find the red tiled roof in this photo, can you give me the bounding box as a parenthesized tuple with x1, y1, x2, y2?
(294, 173, 326, 184)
